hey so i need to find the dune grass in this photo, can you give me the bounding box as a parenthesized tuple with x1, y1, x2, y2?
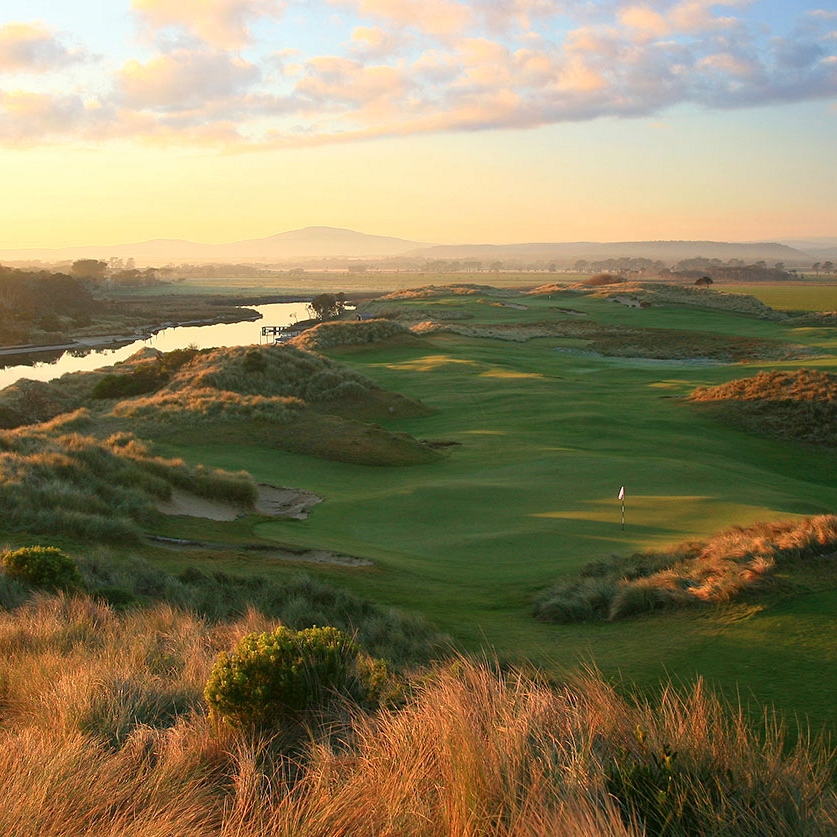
(0, 411, 257, 542)
(0, 588, 831, 836)
(533, 515, 837, 622)
(690, 368, 837, 446)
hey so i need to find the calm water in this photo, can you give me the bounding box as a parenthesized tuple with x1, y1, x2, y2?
(0, 302, 311, 391)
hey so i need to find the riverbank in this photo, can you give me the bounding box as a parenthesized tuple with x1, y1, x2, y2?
(0, 309, 262, 359)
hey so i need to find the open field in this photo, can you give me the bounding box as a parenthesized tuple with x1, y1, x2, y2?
(2, 279, 837, 736)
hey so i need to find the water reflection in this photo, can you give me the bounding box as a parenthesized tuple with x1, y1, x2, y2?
(0, 302, 310, 391)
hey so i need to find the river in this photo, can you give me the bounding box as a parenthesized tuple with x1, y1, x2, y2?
(0, 301, 311, 391)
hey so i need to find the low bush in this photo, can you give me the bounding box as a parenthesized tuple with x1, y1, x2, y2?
(2, 546, 83, 592)
(204, 625, 390, 730)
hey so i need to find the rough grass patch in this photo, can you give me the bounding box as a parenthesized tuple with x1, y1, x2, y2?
(534, 515, 837, 623)
(690, 368, 837, 446)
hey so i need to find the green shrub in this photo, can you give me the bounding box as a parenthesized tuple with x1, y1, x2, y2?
(1, 546, 83, 592)
(204, 625, 388, 730)
(91, 363, 168, 400)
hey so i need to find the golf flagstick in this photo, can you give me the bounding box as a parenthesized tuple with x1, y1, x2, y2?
(618, 485, 625, 530)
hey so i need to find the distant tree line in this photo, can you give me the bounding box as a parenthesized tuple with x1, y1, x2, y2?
(0, 264, 99, 345)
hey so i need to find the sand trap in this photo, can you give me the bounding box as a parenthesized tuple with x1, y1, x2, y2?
(157, 483, 322, 522)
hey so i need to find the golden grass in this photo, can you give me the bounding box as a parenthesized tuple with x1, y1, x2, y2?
(690, 369, 837, 446)
(0, 591, 832, 837)
(535, 515, 837, 623)
(0, 411, 257, 541)
(291, 318, 416, 351)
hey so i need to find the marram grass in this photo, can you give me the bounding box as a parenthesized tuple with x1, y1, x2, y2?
(0, 590, 831, 837)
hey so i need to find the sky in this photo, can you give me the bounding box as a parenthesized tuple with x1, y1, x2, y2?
(0, 0, 835, 249)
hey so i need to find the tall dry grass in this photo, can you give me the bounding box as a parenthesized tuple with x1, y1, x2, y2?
(691, 369, 837, 446)
(291, 318, 414, 351)
(0, 412, 257, 541)
(0, 591, 832, 836)
(535, 515, 837, 623)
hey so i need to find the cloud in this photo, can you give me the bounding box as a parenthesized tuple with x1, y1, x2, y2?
(117, 49, 261, 110)
(349, 26, 410, 58)
(0, 1, 836, 150)
(336, 0, 473, 37)
(131, 0, 285, 48)
(295, 55, 410, 113)
(0, 22, 83, 73)
(0, 90, 103, 145)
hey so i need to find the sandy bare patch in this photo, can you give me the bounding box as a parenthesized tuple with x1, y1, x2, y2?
(253, 484, 322, 519)
(157, 484, 323, 521)
(157, 489, 242, 521)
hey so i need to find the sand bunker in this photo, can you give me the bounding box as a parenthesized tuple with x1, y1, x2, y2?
(157, 483, 322, 522)
(153, 483, 371, 567)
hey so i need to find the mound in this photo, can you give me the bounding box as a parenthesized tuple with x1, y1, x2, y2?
(108, 345, 439, 465)
(529, 281, 784, 320)
(291, 318, 415, 351)
(379, 284, 517, 300)
(534, 515, 837, 623)
(690, 369, 837, 446)
(0, 411, 257, 542)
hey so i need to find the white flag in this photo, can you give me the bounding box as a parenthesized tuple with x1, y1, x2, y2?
(618, 486, 625, 500)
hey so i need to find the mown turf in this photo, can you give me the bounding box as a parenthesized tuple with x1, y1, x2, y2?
(139, 285, 837, 732)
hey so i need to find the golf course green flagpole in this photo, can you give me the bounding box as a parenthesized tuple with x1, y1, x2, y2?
(618, 485, 625, 530)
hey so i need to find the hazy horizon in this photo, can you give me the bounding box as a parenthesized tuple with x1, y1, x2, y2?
(1, 1, 835, 249)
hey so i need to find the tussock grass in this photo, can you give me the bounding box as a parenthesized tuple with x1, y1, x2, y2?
(71, 552, 448, 666)
(113, 388, 306, 425)
(167, 344, 376, 403)
(413, 318, 808, 361)
(691, 368, 837, 446)
(529, 281, 785, 320)
(0, 412, 257, 542)
(380, 284, 518, 300)
(0, 595, 830, 837)
(584, 273, 625, 286)
(291, 318, 416, 350)
(534, 515, 837, 623)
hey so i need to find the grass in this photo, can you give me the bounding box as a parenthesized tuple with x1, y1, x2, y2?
(143, 283, 837, 732)
(3, 280, 837, 734)
(533, 515, 837, 622)
(0, 588, 831, 836)
(690, 368, 837, 446)
(0, 411, 257, 542)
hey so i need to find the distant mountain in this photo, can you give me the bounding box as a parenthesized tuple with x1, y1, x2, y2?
(0, 227, 426, 266)
(0, 228, 819, 268)
(806, 247, 837, 261)
(410, 240, 813, 266)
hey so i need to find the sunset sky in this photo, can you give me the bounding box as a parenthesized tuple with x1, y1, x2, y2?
(1, 0, 835, 249)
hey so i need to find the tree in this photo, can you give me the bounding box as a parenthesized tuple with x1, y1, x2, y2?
(70, 259, 107, 280)
(308, 292, 346, 322)
(694, 276, 713, 287)
(812, 262, 821, 277)
(823, 261, 834, 276)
